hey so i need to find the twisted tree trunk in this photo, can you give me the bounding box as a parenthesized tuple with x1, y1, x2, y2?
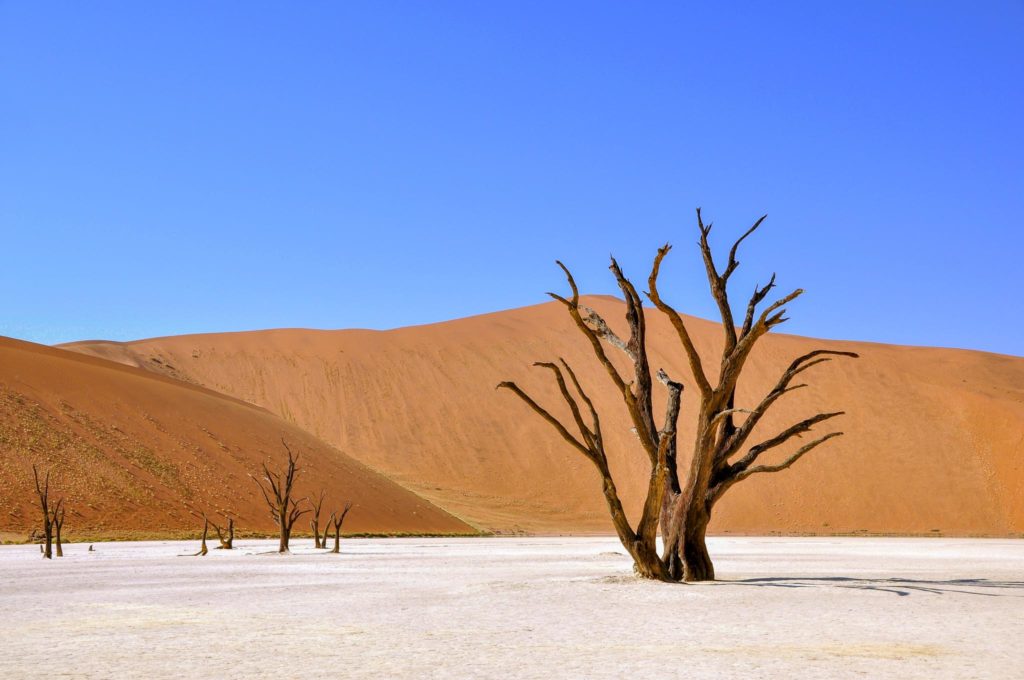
(678, 504, 713, 582)
(212, 516, 234, 549)
(501, 208, 857, 582)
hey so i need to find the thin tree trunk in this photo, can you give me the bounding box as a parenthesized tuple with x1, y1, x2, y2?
(331, 526, 341, 553)
(310, 489, 326, 549)
(32, 466, 53, 560)
(194, 519, 209, 556)
(330, 503, 353, 554)
(54, 520, 63, 557)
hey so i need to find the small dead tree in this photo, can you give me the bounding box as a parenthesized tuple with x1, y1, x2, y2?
(321, 517, 331, 548)
(309, 489, 327, 549)
(327, 502, 353, 554)
(31, 465, 55, 560)
(251, 439, 309, 553)
(211, 515, 234, 550)
(500, 209, 857, 581)
(193, 517, 209, 556)
(52, 499, 66, 557)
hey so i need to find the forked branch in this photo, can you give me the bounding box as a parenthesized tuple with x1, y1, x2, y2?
(732, 432, 845, 482)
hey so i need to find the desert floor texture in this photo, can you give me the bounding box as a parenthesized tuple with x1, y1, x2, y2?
(2, 536, 1022, 679)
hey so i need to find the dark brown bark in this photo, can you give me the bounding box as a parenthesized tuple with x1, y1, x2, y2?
(52, 500, 65, 557)
(501, 209, 857, 582)
(328, 502, 353, 554)
(32, 465, 54, 560)
(309, 490, 326, 549)
(251, 440, 309, 553)
(680, 516, 714, 582)
(499, 262, 681, 581)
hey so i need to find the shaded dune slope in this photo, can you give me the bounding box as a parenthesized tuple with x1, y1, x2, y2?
(0, 337, 474, 539)
(62, 297, 1024, 536)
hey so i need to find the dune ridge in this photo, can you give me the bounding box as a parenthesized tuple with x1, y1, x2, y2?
(60, 297, 1024, 536)
(0, 336, 475, 540)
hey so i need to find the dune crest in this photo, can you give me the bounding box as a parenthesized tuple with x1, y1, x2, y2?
(60, 298, 1024, 536)
(0, 336, 474, 539)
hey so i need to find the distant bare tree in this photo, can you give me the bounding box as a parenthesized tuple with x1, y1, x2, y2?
(52, 499, 66, 557)
(251, 440, 309, 553)
(193, 517, 209, 556)
(211, 515, 234, 550)
(500, 209, 857, 581)
(309, 489, 327, 549)
(31, 465, 56, 560)
(327, 502, 353, 554)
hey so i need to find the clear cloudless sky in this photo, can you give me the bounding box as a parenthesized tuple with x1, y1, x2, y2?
(1, 2, 1022, 355)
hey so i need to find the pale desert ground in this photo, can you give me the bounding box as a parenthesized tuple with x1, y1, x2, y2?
(2, 537, 1022, 679)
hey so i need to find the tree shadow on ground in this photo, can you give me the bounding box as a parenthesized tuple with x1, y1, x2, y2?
(720, 576, 1024, 597)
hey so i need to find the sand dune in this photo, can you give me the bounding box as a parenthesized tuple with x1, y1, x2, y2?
(61, 297, 1024, 536)
(0, 337, 474, 540)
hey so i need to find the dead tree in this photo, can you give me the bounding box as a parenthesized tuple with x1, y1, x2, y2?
(52, 499, 66, 557)
(327, 502, 353, 554)
(31, 465, 55, 559)
(500, 209, 857, 581)
(193, 517, 209, 556)
(211, 515, 234, 550)
(309, 489, 327, 549)
(251, 439, 309, 553)
(321, 517, 331, 548)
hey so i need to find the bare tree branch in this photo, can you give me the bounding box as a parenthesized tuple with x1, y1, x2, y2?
(251, 441, 307, 553)
(732, 432, 845, 482)
(560, 359, 603, 449)
(496, 381, 594, 461)
(647, 244, 712, 397)
(741, 273, 776, 338)
(534, 361, 595, 450)
(581, 306, 633, 360)
(548, 261, 631, 398)
(717, 350, 859, 462)
(730, 411, 845, 475)
(723, 214, 768, 282)
(501, 209, 857, 584)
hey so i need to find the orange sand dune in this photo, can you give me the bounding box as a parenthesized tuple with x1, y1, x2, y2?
(62, 297, 1024, 536)
(0, 337, 474, 539)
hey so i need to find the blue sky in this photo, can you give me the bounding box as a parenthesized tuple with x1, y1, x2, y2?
(1, 2, 1021, 355)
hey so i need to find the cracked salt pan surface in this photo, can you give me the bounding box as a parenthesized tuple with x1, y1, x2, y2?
(1, 536, 1022, 678)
